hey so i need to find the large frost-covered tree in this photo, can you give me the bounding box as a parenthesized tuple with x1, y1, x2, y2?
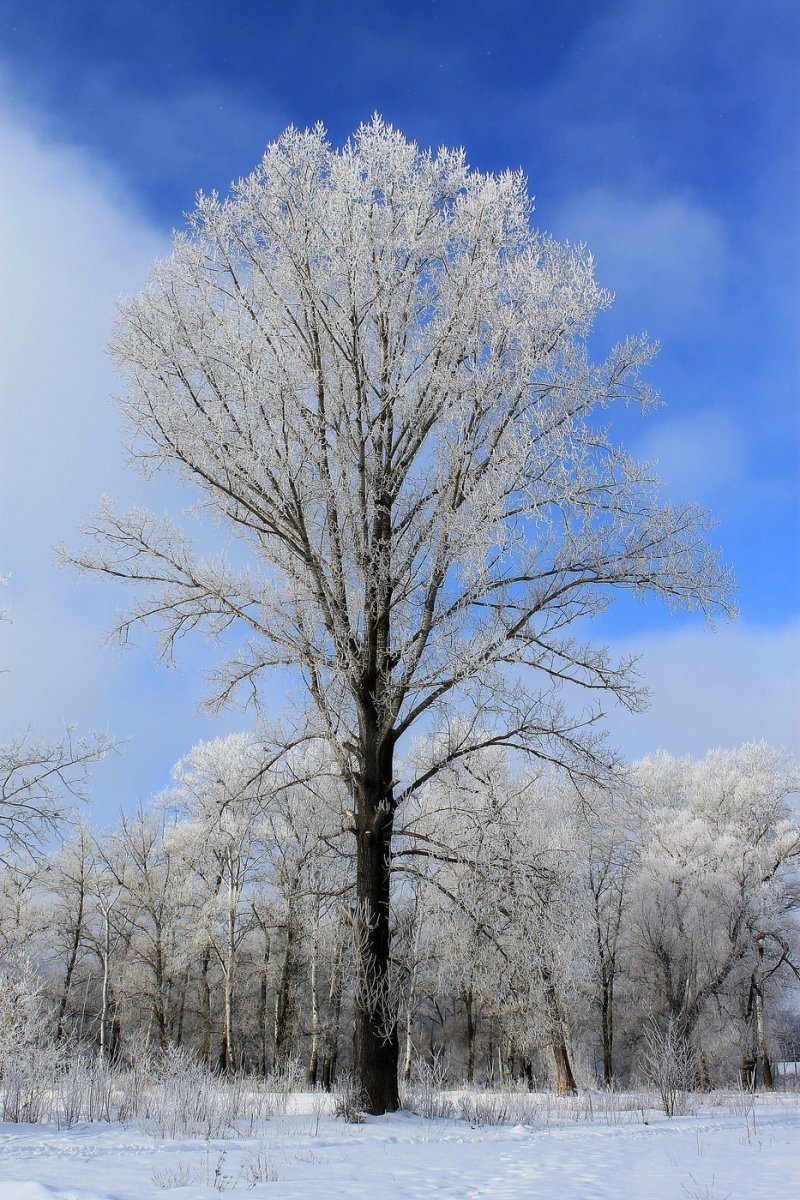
(67, 119, 732, 1112)
(629, 743, 799, 1085)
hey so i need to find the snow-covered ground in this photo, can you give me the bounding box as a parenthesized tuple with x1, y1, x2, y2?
(0, 1092, 796, 1200)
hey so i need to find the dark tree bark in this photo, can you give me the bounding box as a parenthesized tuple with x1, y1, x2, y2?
(351, 732, 399, 1113)
(321, 942, 344, 1091)
(152, 935, 169, 1053)
(56, 893, 85, 1041)
(552, 1035, 577, 1096)
(465, 987, 477, 1086)
(174, 966, 189, 1047)
(273, 898, 301, 1069)
(307, 898, 321, 1086)
(199, 946, 213, 1068)
(544, 975, 577, 1095)
(599, 969, 614, 1086)
(753, 940, 774, 1090)
(256, 928, 271, 1077)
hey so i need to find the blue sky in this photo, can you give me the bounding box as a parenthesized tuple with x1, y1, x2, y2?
(1, 0, 798, 815)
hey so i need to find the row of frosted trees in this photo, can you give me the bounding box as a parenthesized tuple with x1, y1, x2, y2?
(1, 737, 797, 1094)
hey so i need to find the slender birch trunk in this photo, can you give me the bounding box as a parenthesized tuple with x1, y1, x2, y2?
(98, 907, 112, 1061)
(307, 899, 321, 1085)
(56, 891, 85, 1041)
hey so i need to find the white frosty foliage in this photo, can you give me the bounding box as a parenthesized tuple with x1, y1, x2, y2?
(66, 116, 732, 787)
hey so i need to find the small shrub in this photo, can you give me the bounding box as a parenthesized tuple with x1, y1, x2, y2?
(261, 1054, 305, 1116)
(333, 1073, 367, 1123)
(405, 1053, 453, 1120)
(458, 1093, 510, 1126)
(641, 1017, 697, 1117)
(152, 1161, 199, 1190)
(241, 1146, 279, 1185)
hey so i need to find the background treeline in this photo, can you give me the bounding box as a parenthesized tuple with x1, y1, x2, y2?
(2, 736, 798, 1094)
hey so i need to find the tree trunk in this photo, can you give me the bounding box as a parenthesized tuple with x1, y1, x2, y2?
(174, 966, 189, 1047)
(592, 871, 622, 1088)
(552, 1036, 577, 1096)
(544, 975, 577, 1095)
(401, 998, 414, 1084)
(507, 1044, 516, 1085)
(694, 1048, 711, 1091)
(256, 929, 271, 1077)
(352, 772, 399, 1114)
(153, 935, 169, 1052)
(222, 886, 236, 1077)
(465, 987, 476, 1086)
(273, 907, 296, 1068)
(56, 894, 84, 1041)
(222, 972, 234, 1076)
(98, 909, 112, 1060)
(307, 908, 320, 1086)
(754, 980, 773, 1090)
(600, 971, 614, 1086)
(321, 939, 344, 1091)
(199, 946, 213, 1067)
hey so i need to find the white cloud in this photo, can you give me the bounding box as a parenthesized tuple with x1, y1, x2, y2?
(554, 186, 728, 336)
(0, 100, 239, 818)
(604, 618, 800, 761)
(634, 410, 747, 505)
(0, 103, 166, 534)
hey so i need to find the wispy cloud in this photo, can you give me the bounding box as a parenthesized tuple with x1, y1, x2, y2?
(0, 99, 240, 817)
(0, 98, 165, 529)
(605, 618, 800, 760)
(634, 410, 746, 506)
(554, 186, 728, 337)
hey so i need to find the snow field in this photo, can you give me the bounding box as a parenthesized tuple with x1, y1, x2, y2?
(0, 1090, 797, 1200)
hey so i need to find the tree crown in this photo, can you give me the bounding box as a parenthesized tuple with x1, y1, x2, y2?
(68, 118, 734, 791)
